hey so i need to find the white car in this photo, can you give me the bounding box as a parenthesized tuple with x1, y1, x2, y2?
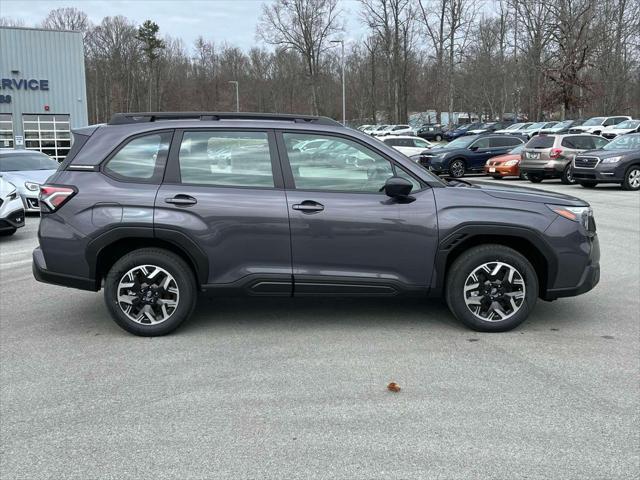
(600, 119, 640, 140)
(0, 177, 25, 236)
(494, 122, 532, 134)
(386, 124, 415, 136)
(379, 135, 433, 156)
(519, 121, 559, 139)
(569, 116, 631, 135)
(370, 125, 391, 136)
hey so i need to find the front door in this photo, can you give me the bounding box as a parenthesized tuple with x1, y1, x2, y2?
(155, 129, 292, 294)
(278, 131, 439, 295)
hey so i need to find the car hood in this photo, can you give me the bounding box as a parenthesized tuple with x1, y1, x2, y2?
(424, 147, 465, 157)
(461, 180, 588, 206)
(577, 148, 638, 159)
(0, 169, 56, 186)
(488, 153, 520, 163)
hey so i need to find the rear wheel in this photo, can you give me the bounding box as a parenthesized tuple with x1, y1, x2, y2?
(435, 134, 443, 142)
(528, 174, 543, 183)
(560, 164, 576, 185)
(579, 181, 598, 189)
(445, 245, 538, 332)
(449, 159, 466, 178)
(104, 248, 197, 336)
(622, 165, 640, 191)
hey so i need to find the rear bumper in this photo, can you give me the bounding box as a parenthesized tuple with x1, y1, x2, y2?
(521, 162, 566, 178)
(32, 247, 99, 291)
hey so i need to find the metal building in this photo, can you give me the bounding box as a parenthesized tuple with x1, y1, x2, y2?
(0, 26, 88, 162)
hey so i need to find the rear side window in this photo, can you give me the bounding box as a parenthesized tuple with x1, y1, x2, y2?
(562, 136, 594, 150)
(178, 131, 274, 187)
(490, 136, 522, 147)
(527, 136, 555, 149)
(104, 132, 171, 182)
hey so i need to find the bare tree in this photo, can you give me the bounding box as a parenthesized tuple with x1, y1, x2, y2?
(40, 7, 90, 33)
(257, 0, 342, 115)
(0, 17, 26, 27)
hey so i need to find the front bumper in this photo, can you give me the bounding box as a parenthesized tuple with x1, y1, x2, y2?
(484, 164, 520, 177)
(21, 195, 40, 212)
(32, 247, 98, 291)
(0, 208, 25, 231)
(572, 164, 625, 183)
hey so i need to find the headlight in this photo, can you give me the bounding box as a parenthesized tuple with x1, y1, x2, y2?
(25, 181, 40, 191)
(547, 204, 594, 232)
(601, 156, 621, 164)
(504, 159, 519, 166)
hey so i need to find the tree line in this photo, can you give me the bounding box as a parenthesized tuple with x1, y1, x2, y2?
(2, 0, 638, 125)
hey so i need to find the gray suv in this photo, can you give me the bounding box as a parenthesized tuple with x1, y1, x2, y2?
(33, 112, 600, 336)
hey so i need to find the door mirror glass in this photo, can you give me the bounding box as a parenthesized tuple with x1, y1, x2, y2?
(383, 176, 413, 198)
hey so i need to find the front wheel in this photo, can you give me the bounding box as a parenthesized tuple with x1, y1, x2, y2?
(492, 175, 502, 180)
(560, 164, 576, 185)
(528, 174, 543, 183)
(622, 165, 640, 191)
(449, 159, 466, 178)
(0, 228, 17, 236)
(579, 181, 598, 189)
(445, 245, 538, 332)
(519, 171, 529, 180)
(104, 248, 197, 336)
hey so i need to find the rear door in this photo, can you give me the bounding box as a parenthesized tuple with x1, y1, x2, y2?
(466, 137, 495, 170)
(155, 129, 292, 294)
(277, 130, 438, 295)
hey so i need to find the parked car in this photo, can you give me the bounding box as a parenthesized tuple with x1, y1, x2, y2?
(411, 134, 525, 177)
(599, 119, 640, 139)
(572, 133, 640, 191)
(416, 124, 446, 142)
(372, 125, 393, 136)
(368, 125, 389, 136)
(443, 122, 484, 141)
(465, 121, 514, 135)
(361, 125, 379, 135)
(32, 111, 599, 336)
(539, 119, 585, 135)
(0, 149, 59, 212)
(358, 124, 373, 132)
(569, 116, 631, 135)
(0, 177, 25, 236)
(519, 121, 559, 139)
(520, 134, 609, 184)
(380, 135, 433, 156)
(483, 144, 527, 179)
(386, 124, 415, 136)
(494, 122, 532, 134)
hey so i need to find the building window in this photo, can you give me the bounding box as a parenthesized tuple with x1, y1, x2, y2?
(0, 114, 13, 149)
(22, 114, 71, 162)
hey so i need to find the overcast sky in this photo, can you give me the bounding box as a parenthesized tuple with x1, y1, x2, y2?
(1, 0, 365, 51)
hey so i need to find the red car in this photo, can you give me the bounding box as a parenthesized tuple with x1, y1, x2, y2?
(484, 144, 527, 179)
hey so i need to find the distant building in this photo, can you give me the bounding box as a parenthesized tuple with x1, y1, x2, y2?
(0, 26, 88, 161)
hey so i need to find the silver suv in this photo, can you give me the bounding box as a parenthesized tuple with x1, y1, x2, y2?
(520, 134, 609, 184)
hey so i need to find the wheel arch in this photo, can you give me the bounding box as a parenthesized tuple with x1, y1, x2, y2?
(432, 224, 557, 299)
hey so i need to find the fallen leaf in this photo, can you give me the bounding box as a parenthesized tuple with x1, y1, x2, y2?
(387, 382, 401, 393)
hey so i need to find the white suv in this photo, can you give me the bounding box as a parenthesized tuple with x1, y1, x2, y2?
(386, 124, 414, 136)
(569, 116, 631, 135)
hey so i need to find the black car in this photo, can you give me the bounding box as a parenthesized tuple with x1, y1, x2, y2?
(443, 122, 484, 141)
(413, 134, 525, 177)
(464, 121, 514, 135)
(539, 119, 586, 135)
(32, 111, 599, 336)
(416, 124, 446, 142)
(572, 133, 640, 190)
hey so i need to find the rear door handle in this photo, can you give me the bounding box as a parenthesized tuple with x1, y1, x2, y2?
(292, 201, 324, 213)
(165, 195, 197, 206)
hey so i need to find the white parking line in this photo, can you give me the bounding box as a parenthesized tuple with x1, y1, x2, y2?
(0, 258, 33, 268)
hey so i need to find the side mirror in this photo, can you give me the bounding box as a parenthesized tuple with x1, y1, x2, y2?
(382, 176, 413, 198)
(469, 145, 479, 151)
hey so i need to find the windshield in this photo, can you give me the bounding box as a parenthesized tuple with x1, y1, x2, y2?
(556, 120, 573, 128)
(526, 122, 545, 129)
(603, 134, 640, 150)
(614, 120, 640, 129)
(583, 117, 605, 126)
(445, 136, 475, 149)
(505, 123, 523, 130)
(0, 152, 59, 172)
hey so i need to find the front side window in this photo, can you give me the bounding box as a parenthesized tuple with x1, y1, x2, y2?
(283, 133, 397, 192)
(178, 131, 274, 187)
(470, 138, 490, 149)
(105, 132, 171, 181)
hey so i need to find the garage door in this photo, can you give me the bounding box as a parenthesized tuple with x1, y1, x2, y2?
(22, 114, 71, 162)
(0, 114, 13, 148)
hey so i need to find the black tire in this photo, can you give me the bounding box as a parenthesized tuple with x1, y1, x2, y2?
(104, 248, 197, 336)
(435, 134, 442, 142)
(519, 171, 529, 180)
(0, 228, 17, 237)
(445, 244, 538, 332)
(449, 159, 466, 178)
(491, 175, 502, 180)
(621, 165, 640, 191)
(528, 174, 543, 183)
(579, 181, 598, 189)
(560, 164, 576, 185)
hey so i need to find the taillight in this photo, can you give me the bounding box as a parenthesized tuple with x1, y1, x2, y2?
(39, 185, 77, 212)
(550, 148, 563, 159)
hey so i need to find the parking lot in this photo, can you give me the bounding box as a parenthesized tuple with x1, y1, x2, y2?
(0, 179, 638, 479)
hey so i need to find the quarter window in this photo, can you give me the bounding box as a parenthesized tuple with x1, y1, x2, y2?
(105, 132, 171, 181)
(283, 133, 397, 192)
(178, 131, 274, 187)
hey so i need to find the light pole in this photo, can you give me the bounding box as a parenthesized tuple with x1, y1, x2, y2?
(228, 80, 239, 112)
(330, 39, 346, 125)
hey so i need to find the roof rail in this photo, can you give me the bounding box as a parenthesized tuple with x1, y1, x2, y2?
(108, 112, 342, 127)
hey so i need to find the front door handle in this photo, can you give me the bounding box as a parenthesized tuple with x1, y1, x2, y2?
(292, 200, 324, 213)
(165, 194, 197, 206)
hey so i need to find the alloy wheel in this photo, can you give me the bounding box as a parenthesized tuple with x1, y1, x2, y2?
(117, 265, 180, 325)
(450, 160, 465, 178)
(628, 168, 640, 189)
(463, 261, 526, 322)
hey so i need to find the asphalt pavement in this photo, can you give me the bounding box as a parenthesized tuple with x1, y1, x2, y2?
(0, 179, 638, 479)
